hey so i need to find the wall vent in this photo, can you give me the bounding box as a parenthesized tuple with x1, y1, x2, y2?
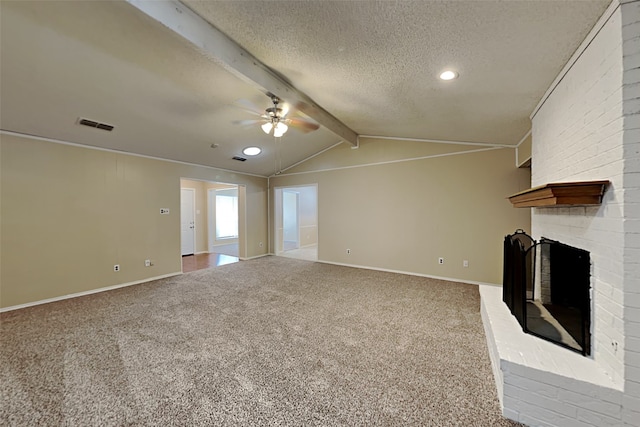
(232, 156, 247, 162)
(77, 117, 114, 132)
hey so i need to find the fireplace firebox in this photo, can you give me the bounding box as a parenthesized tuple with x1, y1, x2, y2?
(503, 230, 591, 355)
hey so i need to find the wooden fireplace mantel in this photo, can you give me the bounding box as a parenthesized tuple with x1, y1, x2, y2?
(508, 180, 609, 208)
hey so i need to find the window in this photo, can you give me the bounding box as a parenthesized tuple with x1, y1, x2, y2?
(215, 188, 238, 239)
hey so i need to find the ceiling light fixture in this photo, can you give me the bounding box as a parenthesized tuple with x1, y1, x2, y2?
(260, 96, 289, 137)
(242, 146, 261, 156)
(261, 122, 273, 134)
(272, 122, 288, 138)
(262, 119, 288, 137)
(439, 70, 458, 81)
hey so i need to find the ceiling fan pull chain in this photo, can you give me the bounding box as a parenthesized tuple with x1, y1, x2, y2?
(273, 134, 279, 175)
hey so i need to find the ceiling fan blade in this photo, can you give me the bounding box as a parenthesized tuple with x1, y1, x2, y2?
(232, 119, 263, 126)
(233, 98, 265, 116)
(288, 117, 320, 133)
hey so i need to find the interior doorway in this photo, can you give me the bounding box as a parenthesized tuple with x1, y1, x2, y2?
(180, 178, 245, 272)
(274, 184, 318, 261)
(283, 191, 299, 251)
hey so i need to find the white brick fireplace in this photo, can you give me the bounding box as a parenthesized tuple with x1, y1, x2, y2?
(481, 1, 640, 426)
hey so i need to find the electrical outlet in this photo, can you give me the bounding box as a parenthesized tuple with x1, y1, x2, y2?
(438, 257, 444, 265)
(346, 249, 351, 254)
(160, 208, 170, 215)
(463, 260, 469, 268)
(259, 242, 263, 248)
(145, 259, 151, 267)
(113, 264, 120, 272)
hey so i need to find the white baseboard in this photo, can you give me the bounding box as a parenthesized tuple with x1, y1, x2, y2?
(316, 259, 500, 287)
(194, 251, 209, 255)
(0, 272, 181, 313)
(239, 253, 270, 261)
(1, 260, 497, 313)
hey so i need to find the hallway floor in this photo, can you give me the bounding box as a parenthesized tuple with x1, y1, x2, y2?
(182, 252, 239, 273)
(279, 244, 317, 262)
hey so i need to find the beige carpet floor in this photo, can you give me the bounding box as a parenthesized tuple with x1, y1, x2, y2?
(1, 256, 519, 426)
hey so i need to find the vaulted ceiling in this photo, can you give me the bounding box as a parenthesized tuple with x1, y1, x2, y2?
(0, 0, 610, 177)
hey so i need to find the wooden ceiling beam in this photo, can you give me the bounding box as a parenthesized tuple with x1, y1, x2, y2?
(126, 0, 359, 147)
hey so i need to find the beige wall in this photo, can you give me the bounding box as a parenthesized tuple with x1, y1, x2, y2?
(1, 133, 529, 308)
(0, 134, 268, 308)
(270, 138, 531, 285)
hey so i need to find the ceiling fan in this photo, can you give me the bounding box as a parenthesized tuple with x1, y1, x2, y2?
(234, 94, 320, 137)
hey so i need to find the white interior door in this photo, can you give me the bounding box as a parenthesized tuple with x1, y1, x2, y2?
(181, 188, 195, 256)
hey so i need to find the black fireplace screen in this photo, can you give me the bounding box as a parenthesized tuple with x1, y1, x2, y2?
(503, 230, 591, 355)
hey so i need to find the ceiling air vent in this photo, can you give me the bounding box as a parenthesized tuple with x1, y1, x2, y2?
(77, 117, 114, 132)
(232, 156, 247, 162)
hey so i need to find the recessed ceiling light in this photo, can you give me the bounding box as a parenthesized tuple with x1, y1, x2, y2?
(242, 146, 261, 156)
(439, 70, 458, 81)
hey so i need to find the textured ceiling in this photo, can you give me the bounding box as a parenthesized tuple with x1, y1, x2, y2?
(0, 0, 610, 176)
(0, 0, 340, 177)
(186, 0, 610, 145)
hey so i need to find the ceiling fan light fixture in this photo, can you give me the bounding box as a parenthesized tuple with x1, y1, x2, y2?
(273, 122, 288, 137)
(439, 70, 458, 81)
(242, 146, 262, 156)
(261, 122, 273, 134)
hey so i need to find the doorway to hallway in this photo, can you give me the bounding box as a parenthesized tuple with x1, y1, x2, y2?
(274, 185, 318, 261)
(180, 178, 243, 272)
(283, 190, 299, 251)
